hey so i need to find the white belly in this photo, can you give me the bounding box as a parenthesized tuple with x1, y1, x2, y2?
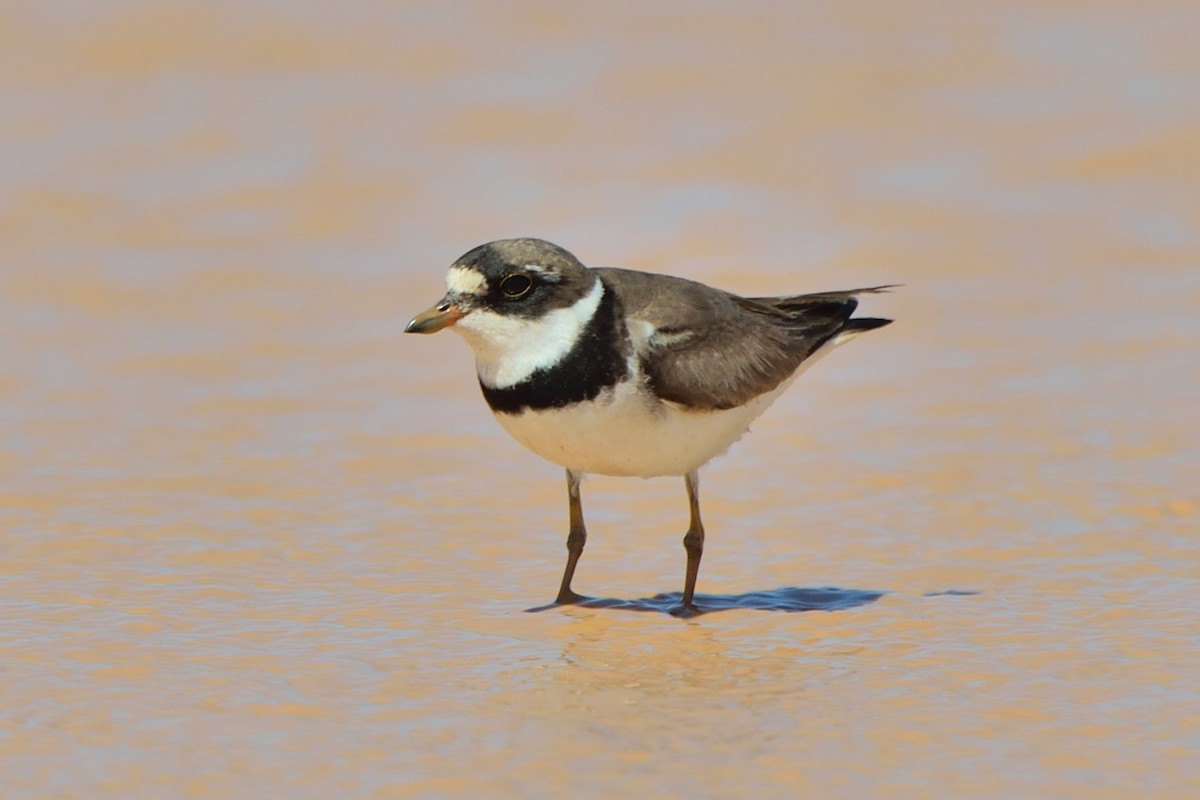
(474, 316, 860, 478)
(490, 375, 797, 478)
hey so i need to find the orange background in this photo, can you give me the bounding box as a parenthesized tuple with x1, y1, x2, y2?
(1, 3, 1197, 797)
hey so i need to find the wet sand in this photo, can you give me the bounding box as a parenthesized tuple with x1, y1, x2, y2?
(2, 2, 1198, 798)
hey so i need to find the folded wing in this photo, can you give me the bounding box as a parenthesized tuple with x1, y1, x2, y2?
(600, 267, 892, 411)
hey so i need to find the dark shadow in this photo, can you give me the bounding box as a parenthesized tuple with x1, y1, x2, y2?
(526, 586, 891, 617)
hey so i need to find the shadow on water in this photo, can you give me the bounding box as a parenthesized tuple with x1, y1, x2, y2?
(527, 586, 894, 618)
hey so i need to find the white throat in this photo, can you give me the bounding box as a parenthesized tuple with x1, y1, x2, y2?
(454, 278, 604, 389)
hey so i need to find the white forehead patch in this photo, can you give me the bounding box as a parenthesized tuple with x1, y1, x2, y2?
(446, 266, 487, 295)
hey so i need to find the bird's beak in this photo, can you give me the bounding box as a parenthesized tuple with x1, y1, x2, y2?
(405, 299, 464, 334)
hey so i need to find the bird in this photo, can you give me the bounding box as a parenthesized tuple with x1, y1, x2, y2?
(405, 238, 893, 614)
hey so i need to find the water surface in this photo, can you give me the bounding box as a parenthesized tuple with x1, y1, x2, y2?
(2, 2, 1198, 798)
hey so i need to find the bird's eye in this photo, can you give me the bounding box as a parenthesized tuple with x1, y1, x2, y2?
(499, 274, 533, 298)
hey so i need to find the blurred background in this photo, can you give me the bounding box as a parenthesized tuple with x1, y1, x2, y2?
(1, 2, 1197, 798)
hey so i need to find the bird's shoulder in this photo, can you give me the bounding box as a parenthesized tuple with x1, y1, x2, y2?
(593, 267, 815, 410)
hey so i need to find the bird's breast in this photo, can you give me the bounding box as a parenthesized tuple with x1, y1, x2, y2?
(489, 373, 796, 478)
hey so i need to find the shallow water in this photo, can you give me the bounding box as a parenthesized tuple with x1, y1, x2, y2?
(2, 2, 1198, 798)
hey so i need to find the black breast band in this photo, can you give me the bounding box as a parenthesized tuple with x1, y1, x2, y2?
(480, 281, 629, 414)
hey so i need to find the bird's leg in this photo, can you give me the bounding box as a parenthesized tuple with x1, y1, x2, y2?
(555, 469, 587, 604)
(681, 470, 705, 612)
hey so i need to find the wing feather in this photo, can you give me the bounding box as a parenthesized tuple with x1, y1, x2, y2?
(598, 269, 892, 410)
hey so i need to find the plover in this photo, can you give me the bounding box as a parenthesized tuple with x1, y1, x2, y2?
(406, 238, 892, 613)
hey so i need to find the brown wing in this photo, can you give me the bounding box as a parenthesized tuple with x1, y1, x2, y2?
(598, 269, 891, 411)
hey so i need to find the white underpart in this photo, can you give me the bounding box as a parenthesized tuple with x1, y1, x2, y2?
(454, 277, 604, 389)
(490, 318, 861, 479)
(446, 266, 487, 295)
(828, 328, 870, 347)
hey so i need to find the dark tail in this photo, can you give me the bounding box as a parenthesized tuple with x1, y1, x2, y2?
(843, 316, 892, 333)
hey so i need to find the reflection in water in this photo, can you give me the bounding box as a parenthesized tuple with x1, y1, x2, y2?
(528, 586, 886, 616)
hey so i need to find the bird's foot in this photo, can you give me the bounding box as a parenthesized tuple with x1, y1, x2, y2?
(670, 601, 702, 618)
(555, 589, 585, 605)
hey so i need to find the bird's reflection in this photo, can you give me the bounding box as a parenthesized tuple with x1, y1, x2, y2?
(527, 586, 888, 617)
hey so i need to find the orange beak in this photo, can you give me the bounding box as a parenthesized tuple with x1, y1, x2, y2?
(405, 300, 464, 334)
